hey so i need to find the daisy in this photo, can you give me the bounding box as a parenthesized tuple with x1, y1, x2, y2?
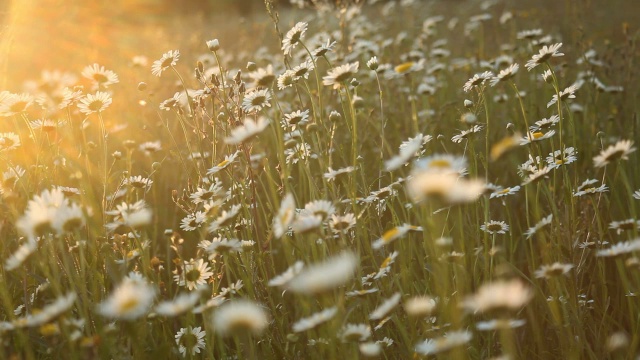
(0, 132, 21, 152)
(463, 71, 493, 92)
(224, 117, 270, 145)
(268, 261, 304, 287)
(346, 288, 380, 298)
(481, 220, 509, 234)
(521, 166, 552, 186)
(287, 252, 358, 294)
(407, 172, 485, 204)
(519, 130, 556, 145)
(81, 63, 119, 89)
(546, 147, 577, 168)
(359, 342, 382, 357)
(323, 62, 359, 89)
(292, 307, 337, 333)
(190, 183, 225, 204)
(207, 204, 242, 232)
(156, 291, 202, 317)
(77, 91, 112, 115)
(139, 140, 162, 154)
(13, 292, 77, 328)
(609, 219, 640, 235)
(180, 212, 207, 232)
(451, 124, 484, 143)
(4, 238, 38, 271)
(404, 296, 437, 317)
(323, 166, 355, 181)
(212, 300, 269, 337)
(525, 43, 564, 71)
(476, 319, 526, 331)
(241, 88, 271, 113)
(340, 324, 371, 342)
(534, 262, 574, 279)
(415, 330, 473, 356)
(490, 63, 519, 86)
(633, 190, 640, 200)
(205, 238, 243, 256)
(302, 200, 335, 220)
(125, 175, 153, 190)
(152, 50, 180, 77)
(593, 140, 636, 168)
(282, 22, 308, 56)
(384, 133, 425, 171)
(372, 223, 423, 249)
(273, 193, 296, 239)
(490, 133, 521, 161)
(370, 293, 402, 320)
(175, 326, 206, 357)
(248, 64, 276, 87)
(159, 92, 183, 111)
(174, 258, 213, 291)
(283, 109, 310, 128)
(414, 154, 468, 175)
(530, 115, 560, 131)
(97, 274, 156, 320)
(547, 84, 578, 108)
(206, 151, 240, 175)
(277, 69, 299, 90)
(596, 239, 640, 257)
(517, 28, 543, 40)
(0, 93, 33, 116)
(291, 215, 323, 234)
(312, 39, 337, 58)
(524, 214, 553, 239)
(374, 251, 399, 280)
(105, 200, 153, 232)
(460, 279, 532, 313)
(329, 213, 356, 234)
(490, 185, 521, 199)
(292, 58, 315, 79)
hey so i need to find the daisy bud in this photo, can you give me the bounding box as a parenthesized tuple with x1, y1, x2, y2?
(352, 95, 364, 109)
(306, 123, 319, 132)
(246, 62, 257, 71)
(123, 140, 136, 149)
(329, 110, 342, 122)
(137, 82, 147, 91)
(112, 151, 122, 160)
(366, 56, 379, 71)
(350, 78, 360, 88)
(152, 162, 161, 170)
(464, 99, 473, 108)
(506, 122, 515, 130)
(207, 39, 220, 52)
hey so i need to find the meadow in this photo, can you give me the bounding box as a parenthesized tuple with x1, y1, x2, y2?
(0, 0, 640, 358)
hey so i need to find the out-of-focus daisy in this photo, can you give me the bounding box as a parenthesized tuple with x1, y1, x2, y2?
(346, 288, 379, 298)
(152, 50, 180, 77)
(174, 258, 213, 291)
(476, 319, 526, 331)
(404, 296, 437, 317)
(242, 88, 271, 113)
(268, 261, 304, 287)
(97, 274, 156, 320)
(5, 238, 38, 271)
(481, 220, 509, 235)
(175, 326, 206, 357)
(81, 63, 119, 89)
(78, 91, 112, 115)
(596, 239, 640, 257)
(519, 130, 555, 145)
(461, 279, 532, 314)
(273, 193, 296, 239)
(208, 204, 242, 233)
(292, 307, 337, 333)
(593, 140, 636, 168)
(156, 291, 202, 317)
(415, 330, 473, 356)
(490, 63, 519, 86)
(385, 133, 426, 171)
(408, 171, 485, 204)
(521, 166, 552, 186)
(287, 252, 358, 294)
(0, 93, 33, 116)
(517, 28, 543, 40)
(323, 166, 356, 181)
(547, 84, 578, 108)
(359, 342, 382, 357)
(633, 190, 640, 200)
(13, 292, 77, 328)
(0, 133, 21, 152)
(312, 39, 337, 58)
(451, 124, 484, 143)
(159, 92, 183, 111)
(463, 71, 493, 92)
(490, 133, 521, 161)
(534, 262, 574, 279)
(524, 214, 553, 239)
(323, 62, 359, 89)
(105, 200, 152, 232)
(414, 154, 468, 175)
(370, 293, 401, 320)
(490, 185, 520, 199)
(340, 323, 371, 342)
(609, 219, 640, 235)
(224, 117, 270, 145)
(282, 22, 308, 56)
(525, 43, 564, 71)
(329, 213, 356, 234)
(372, 223, 422, 249)
(291, 215, 323, 234)
(212, 300, 268, 337)
(248, 64, 276, 88)
(301, 200, 335, 220)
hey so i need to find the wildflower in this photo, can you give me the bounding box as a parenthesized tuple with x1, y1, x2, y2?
(156, 291, 202, 317)
(374, 251, 399, 280)
(125, 175, 153, 191)
(346, 288, 379, 298)
(282, 22, 308, 56)
(224, 117, 270, 145)
(323, 166, 355, 181)
(0, 133, 21, 152)
(530, 115, 560, 131)
(404, 296, 437, 317)
(481, 220, 509, 235)
(451, 125, 484, 143)
(596, 239, 640, 257)
(609, 219, 640, 235)
(175, 326, 206, 357)
(13, 292, 77, 328)
(359, 342, 382, 357)
(340, 323, 371, 342)
(287, 252, 358, 294)
(546, 147, 577, 168)
(268, 261, 304, 287)
(292, 307, 337, 333)
(291, 215, 323, 234)
(524, 214, 553, 239)
(273, 193, 296, 239)
(519, 130, 556, 145)
(213, 300, 269, 337)
(301, 200, 335, 220)
(283, 109, 310, 129)
(206, 39, 220, 51)
(490, 133, 521, 161)
(242, 88, 271, 113)
(277, 69, 298, 90)
(180, 212, 207, 232)
(525, 43, 564, 71)
(460, 279, 533, 313)
(521, 166, 552, 186)
(248, 64, 276, 87)
(5, 238, 38, 271)
(415, 330, 473, 356)
(78, 91, 112, 115)
(490, 185, 520, 199)
(547, 84, 578, 108)
(105, 200, 152, 232)
(81, 63, 119, 89)
(206, 151, 240, 175)
(517, 29, 543, 40)
(97, 274, 156, 320)
(174, 258, 214, 291)
(159, 92, 183, 111)
(366, 56, 379, 71)
(372, 223, 422, 249)
(152, 50, 180, 77)
(323, 62, 359, 89)
(370, 293, 402, 320)
(329, 213, 356, 234)
(292, 58, 315, 79)
(593, 140, 636, 168)
(207, 204, 242, 233)
(463, 71, 493, 92)
(633, 190, 640, 200)
(312, 39, 337, 58)
(534, 262, 574, 279)
(0, 93, 33, 116)
(476, 319, 526, 331)
(385, 134, 425, 171)
(490, 63, 519, 86)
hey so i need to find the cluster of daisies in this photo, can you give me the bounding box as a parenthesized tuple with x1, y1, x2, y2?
(0, 0, 639, 358)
